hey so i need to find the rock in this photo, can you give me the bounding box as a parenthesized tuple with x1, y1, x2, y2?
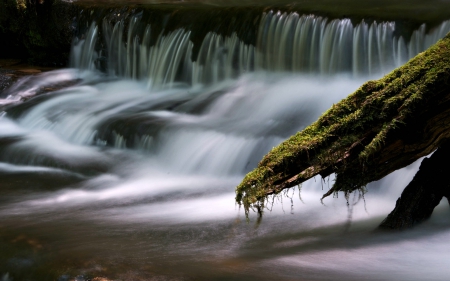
(0, 0, 80, 66)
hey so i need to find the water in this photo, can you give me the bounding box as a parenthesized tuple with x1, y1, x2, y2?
(1, 7, 450, 281)
(71, 13, 450, 85)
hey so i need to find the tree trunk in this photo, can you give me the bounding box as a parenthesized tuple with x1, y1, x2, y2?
(379, 142, 450, 230)
(236, 32, 450, 220)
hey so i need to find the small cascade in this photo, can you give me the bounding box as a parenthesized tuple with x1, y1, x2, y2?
(71, 17, 255, 89)
(255, 11, 450, 75)
(101, 18, 194, 88)
(71, 19, 194, 88)
(70, 11, 450, 87)
(70, 23, 99, 71)
(192, 32, 255, 85)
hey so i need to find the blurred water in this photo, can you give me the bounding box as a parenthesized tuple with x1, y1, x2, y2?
(1, 69, 449, 280)
(71, 14, 450, 86)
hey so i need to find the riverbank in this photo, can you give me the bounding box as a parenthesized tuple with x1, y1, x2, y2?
(0, 59, 53, 92)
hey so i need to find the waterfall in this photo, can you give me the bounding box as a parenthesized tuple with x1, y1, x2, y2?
(71, 11, 450, 87)
(254, 12, 450, 75)
(3, 5, 450, 280)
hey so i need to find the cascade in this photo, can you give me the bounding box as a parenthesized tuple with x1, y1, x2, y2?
(71, 10, 450, 87)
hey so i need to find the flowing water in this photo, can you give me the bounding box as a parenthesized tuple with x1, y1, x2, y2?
(1, 6, 450, 281)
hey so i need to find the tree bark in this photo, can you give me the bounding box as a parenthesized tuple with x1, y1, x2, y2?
(236, 32, 450, 218)
(379, 142, 450, 230)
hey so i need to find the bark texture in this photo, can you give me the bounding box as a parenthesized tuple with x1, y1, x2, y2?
(236, 33, 450, 215)
(379, 143, 450, 230)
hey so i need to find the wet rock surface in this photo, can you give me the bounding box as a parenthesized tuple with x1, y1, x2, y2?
(0, 70, 14, 93)
(0, 59, 75, 109)
(0, 60, 46, 93)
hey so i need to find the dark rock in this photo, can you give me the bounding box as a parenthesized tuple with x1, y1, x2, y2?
(0, 0, 80, 66)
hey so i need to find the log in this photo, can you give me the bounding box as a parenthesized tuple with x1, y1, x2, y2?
(379, 143, 450, 230)
(236, 32, 450, 216)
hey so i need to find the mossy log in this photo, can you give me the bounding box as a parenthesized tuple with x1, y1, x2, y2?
(236, 32, 450, 214)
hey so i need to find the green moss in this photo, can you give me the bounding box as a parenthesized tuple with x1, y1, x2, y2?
(236, 33, 450, 215)
(27, 29, 46, 46)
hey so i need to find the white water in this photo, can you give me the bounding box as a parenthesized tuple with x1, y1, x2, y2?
(1, 11, 450, 281)
(255, 12, 450, 75)
(71, 12, 450, 87)
(1, 69, 449, 280)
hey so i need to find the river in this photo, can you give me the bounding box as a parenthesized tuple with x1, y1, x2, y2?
(1, 3, 450, 280)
